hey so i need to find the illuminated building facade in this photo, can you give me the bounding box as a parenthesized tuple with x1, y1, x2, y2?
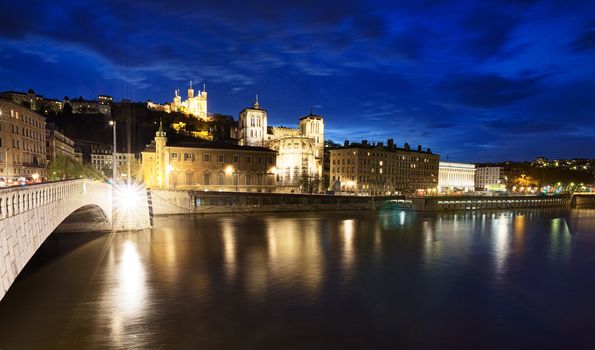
(438, 161, 476, 193)
(475, 166, 507, 191)
(141, 123, 276, 191)
(46, 126, 75, 163)
(330, 139, 439, 195)
(234, 98, 324, 190)
(0, 100, 47, 180)
(170, 81, 208, 120)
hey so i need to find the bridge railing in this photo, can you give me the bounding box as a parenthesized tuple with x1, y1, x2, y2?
(0, 180, 87, 220)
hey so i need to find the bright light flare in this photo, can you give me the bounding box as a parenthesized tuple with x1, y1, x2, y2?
(114, 183, 143, 210)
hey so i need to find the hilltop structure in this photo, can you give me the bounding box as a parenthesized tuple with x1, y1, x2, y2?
(147, 81, 208, 120)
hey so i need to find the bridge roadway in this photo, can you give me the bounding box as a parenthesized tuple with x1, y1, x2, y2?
(0, 179, 150, 301)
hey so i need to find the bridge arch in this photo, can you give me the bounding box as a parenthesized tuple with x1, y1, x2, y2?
(0, 180, 113, 301)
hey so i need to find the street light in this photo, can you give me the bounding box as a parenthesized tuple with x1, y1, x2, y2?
(109, 120, 116, 184)
(225, 165, 238, 192)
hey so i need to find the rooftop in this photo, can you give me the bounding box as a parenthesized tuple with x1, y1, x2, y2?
(167, 140, 276, 153)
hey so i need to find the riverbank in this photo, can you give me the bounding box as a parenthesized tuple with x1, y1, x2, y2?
(148, 189, 572, 215)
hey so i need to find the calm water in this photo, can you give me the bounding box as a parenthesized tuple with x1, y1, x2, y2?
(1, 209, 595, 349)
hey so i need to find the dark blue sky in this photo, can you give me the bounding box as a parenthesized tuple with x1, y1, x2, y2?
(1, 0, 594, 162)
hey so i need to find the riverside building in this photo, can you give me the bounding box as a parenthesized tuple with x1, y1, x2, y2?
(329, 139, 439, 195)
(438, 161, 476, 193)
(45, 125, 76, 163)
(233, 97, 324, 190)
(0, 100, 46, 181)
(475, 166, 507, 191)
(141, 123, 276, 191)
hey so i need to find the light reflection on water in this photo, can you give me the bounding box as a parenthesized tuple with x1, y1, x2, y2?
(0, 209, 594, 349)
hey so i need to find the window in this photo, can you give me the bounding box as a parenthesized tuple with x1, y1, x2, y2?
(204, 154, 210, 162)
(257, 156, 263, 164)
(268, 157, 273, 165)
(171, 152, 178, 159)
(246, 156, 252, 164)
(184, 153, 193, 161)
(203, 173, 210, 185)
(217, 173, 224, 185)
(233, 155, 239, 163)
(246, 174, 252, 185)
(218, 154, 225, 163)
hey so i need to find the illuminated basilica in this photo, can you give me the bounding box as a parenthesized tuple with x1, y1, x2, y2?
(233, 97, 325, 188)
(148, 81, 208, 120)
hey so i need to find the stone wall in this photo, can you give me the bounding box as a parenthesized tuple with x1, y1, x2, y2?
(0, 180, 112, 301)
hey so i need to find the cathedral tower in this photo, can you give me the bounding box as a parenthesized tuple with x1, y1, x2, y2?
(238, 95, 268, 147)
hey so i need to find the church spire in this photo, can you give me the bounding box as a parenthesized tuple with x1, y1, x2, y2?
(254, 94, 259, 109)
(203, 83, 206, 92)
(156, 119, 166, 137)
(189, 80, 193, 89)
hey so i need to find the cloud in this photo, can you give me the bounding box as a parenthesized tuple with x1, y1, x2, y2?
(439, 73, 544, 107)
(573, 28, 595, 52)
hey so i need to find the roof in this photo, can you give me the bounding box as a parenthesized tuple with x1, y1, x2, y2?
(167, 140, 276, 153)
(299, 113, 324, 120)
(330, 143, 437, 156)
(240, 107, 268, 113)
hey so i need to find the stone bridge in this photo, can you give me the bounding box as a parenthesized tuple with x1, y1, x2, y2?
(0, 179, 150, 301)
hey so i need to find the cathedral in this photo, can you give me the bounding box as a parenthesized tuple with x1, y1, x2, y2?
(233, 97, 325, 189)
(147, 81, 208, 119)
(169, 81, 208, 120)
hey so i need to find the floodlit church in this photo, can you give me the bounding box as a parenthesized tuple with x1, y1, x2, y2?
(171, 81, 208, 119)
(148, 81, 208, 120)
(233, 96, 325, 189)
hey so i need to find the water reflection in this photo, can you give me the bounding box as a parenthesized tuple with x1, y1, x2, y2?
(341, 219, 355, 276)
(492, 214, 511, 277)
(1, 209, 594, 349)
(266, 219, 323, 299)
(221, 219, 237, 280)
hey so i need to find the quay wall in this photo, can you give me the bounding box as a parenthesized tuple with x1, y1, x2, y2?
(149, 190, 571, 215)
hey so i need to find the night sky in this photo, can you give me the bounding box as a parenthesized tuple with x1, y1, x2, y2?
(1, 0, 594, 162)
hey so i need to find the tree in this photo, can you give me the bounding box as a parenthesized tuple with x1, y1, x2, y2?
(298, 173, 321, 194)
(47, 155, 104, 181)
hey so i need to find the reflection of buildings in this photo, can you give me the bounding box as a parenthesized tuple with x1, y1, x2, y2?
(329, 139, 439, 195)
(438, 161, 476, 193)
(233, 98, 324, 189)
(141, 123, 276, 191)
(0, 100, 47, 179)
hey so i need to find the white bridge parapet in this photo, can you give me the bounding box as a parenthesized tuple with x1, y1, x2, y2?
(0, 179, 150, 301)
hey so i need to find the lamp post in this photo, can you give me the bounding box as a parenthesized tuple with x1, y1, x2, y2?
(109, 120, 116, 184)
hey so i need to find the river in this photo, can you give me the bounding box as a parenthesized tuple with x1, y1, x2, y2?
(0, 209, 594, 349)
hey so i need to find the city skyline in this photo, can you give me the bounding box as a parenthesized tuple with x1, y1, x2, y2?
(1, 0, 594, 162)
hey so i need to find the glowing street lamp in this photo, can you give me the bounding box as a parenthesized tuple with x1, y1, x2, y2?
(109, 120, 117, 183)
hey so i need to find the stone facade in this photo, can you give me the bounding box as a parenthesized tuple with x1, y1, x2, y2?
(46, 126, 76, 163)
(0, 100, 47, 181)
(0, 180, 113, 301)
(233, 98, 324, 189)
(141, 124, 277, 192)
(329, 140, 439, 195)
(438, 161, 476, 193)
(475, 166, 507, 191)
